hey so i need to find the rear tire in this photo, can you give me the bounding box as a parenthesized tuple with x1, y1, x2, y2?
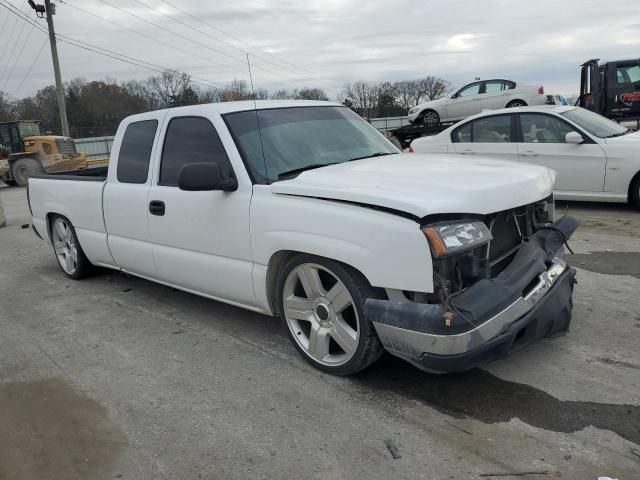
(277, 254, 384, 376)
(50, 215, 93, 279)
(630, 175, 640, 210)
(12, 158, 43, 187)
(506, 100, 527, 108)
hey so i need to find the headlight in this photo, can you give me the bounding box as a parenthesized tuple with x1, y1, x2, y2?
(409, 107, 420, 114)
(422, 221, 492, 258)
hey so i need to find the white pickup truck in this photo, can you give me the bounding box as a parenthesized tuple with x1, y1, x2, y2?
(28, 100, 578, 376)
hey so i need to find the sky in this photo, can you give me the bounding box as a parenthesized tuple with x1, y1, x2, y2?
(0, 0, 639, 101)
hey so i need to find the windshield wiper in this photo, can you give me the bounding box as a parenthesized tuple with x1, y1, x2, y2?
(605, 129, 633, 138)
(346, 152, 398, 162)
(277, 163, 339, 180)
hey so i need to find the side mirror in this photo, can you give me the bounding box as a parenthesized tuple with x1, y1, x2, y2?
(177, 162, 238, 192)
(451, 93, 458, 99)
(565, 131, 584, 144)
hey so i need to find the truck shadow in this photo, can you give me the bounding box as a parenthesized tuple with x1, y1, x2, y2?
(354, 354, 640, 445)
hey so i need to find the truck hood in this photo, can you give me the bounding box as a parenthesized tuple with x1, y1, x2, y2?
(270, 153, 555, 218)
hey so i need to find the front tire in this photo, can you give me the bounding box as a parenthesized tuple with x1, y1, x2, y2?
(277, 254, 384, 375)
(12, 158, 44, 187)
(631, 175, 640, 210)
(50, 215, 92, 279)
(421, 110, 440, 126)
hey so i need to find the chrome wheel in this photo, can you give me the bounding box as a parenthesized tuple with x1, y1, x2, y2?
(282, 263, 360, 367)
(507, 101, 525, 108)
(422, 110, 439, 125)
(52, 218, 78, 275)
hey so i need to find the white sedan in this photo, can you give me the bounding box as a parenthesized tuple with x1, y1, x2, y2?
(408, 79, 546, 125)
(410, 105, 640, 209)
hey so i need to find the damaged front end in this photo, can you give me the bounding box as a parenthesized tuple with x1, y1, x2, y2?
(365, 197, 578, 373)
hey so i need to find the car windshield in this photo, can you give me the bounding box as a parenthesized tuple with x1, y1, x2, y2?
(224, 106, 398, 183)
(560, 108, 629, 138)
(18, 122, 42, 137)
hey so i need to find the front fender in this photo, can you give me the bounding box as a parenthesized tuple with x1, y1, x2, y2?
(250, 186, 434, 311)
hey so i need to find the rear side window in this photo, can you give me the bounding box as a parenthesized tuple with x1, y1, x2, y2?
(159, 117, 233, 187)
(117, 120, 158, 184)
(452, 115, 512, 143)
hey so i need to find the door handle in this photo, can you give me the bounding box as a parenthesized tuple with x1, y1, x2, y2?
(149, 200, 165, 216)
(520, 150, 539, 157)
(460, 149, 476, 155)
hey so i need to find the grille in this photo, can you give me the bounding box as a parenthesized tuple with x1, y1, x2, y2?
(485, 207, 530, 276)
(56, 138, 78, 158)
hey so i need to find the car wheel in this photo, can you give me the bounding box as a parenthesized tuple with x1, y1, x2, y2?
(631, 175, 640, 210)
(421, 110, 440, 126)
(277, 254, 385, 376)
(50, 215, 92, 279)
(506, 100, 527, 108)
(11, 158, 43, 187)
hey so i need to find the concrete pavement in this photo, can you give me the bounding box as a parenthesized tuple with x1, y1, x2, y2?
(1, 183, 638, 480)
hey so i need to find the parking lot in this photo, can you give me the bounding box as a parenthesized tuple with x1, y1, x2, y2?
(1, 182, 639, 479)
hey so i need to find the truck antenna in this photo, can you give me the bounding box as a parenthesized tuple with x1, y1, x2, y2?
(247, 54, 268, 182)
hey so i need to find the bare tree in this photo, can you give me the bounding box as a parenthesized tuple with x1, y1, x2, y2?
(147, 70, 192, 107)
(295, 87, 328, 101)
(219, 79, 251, 102)
(419, 76, 452, 102)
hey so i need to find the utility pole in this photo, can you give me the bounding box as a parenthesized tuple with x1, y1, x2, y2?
(29, 0, 69, 137)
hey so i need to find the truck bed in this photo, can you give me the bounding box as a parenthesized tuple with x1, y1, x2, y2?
(32, 165, 108, 182)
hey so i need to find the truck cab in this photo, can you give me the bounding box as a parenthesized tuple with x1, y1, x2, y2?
(578, 58, 640, 120)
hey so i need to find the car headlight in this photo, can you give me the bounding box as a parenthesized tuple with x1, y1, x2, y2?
(422, 221, 492, 258)
(409, 107, 420, 115)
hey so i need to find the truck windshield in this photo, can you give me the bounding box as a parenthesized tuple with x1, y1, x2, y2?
(224, 106, 398, 183)
(18, 122, 42, 137)
(560, 108, 629, 138)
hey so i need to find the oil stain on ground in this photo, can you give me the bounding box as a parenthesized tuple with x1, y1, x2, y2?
(0, 377, 127, 480)
(569, 251, 640, 278)
(356, 356, 640, 445)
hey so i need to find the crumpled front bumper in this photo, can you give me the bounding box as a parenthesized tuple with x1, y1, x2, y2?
(365, 216, 578, 374)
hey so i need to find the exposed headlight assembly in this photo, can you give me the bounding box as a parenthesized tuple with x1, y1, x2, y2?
(422, 221, 492, 258)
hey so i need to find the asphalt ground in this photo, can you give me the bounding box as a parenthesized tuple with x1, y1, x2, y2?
(1, 182, 639, 480)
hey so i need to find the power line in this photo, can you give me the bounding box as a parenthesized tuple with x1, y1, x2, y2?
(128, 0, 334, 87)
(92, 0, 324, 88)
(13, 37, 48, 95)
(158, 0, 335, 85)
(0, 1, 28, 72)
(1, 14, 37, 90)
(60, 0, 244, 75)
(0, 1, 226, 92)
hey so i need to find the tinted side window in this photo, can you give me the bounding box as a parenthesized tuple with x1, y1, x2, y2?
(159, 117, 233, 187)
(452, 116, 511, 143)
(117, 120, 158, 184)
(452, 123, 472, 142)
(505, 81, 516, 90)
(484, 81, 505, 93)
(520, 114, 575, 143)
(458, 83, 481, 97)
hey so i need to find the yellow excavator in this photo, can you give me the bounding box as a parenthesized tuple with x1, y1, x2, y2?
(0, 120, 105, 187)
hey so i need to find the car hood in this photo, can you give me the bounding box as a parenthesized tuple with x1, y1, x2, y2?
(603, 130, 640, 144)
(270, 154, 556, 218)
(414, 97, 448, 110)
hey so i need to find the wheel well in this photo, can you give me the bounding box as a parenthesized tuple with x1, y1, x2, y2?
(628, 170, 640, 202)
(506, 99, 527, 107)
(45, 212, 63, 242)
(265, 250, 377, 316)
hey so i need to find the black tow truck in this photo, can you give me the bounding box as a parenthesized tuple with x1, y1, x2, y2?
(578, 58, 640, 127)
(387, 121, 458, 150)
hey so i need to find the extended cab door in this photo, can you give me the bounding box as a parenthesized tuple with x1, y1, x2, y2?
(450, 114, 519, 160)
(147, 114, 255, 307)
(515, 113, 607, 192)
(104, 117, 161, 278)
